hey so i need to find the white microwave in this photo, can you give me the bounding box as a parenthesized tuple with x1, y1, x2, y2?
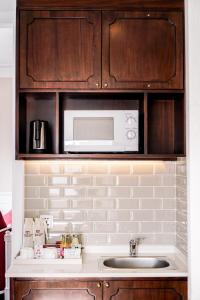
(64, 110, 139, 152)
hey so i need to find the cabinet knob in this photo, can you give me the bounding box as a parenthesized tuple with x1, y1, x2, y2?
(104, 83, 108, 88)
(96, 83, 100, 88)
(147, 83, 151, 88)
(105, 282, 110, 288)
(97, 282, 101, 288)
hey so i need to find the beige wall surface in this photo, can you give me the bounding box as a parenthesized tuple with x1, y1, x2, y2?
(0, 78, 13, 193)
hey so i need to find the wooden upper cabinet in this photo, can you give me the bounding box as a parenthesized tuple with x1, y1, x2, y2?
(102, 11, 184, 90)
(19, 11, 101, 89)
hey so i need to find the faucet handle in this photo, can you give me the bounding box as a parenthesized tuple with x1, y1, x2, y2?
(129, 237, 145, 245)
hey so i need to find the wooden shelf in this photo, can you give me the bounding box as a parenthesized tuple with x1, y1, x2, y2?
(16, 91, 185, 160)
(17, 153, 184, 160)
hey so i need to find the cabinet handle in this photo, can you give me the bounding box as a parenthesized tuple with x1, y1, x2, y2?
(96, 83, 100, 88)
(105, 282, 110, 288)
(147, 83, 151, 88)
(104, 83, 108, 88)
(97, 282, 101, 288)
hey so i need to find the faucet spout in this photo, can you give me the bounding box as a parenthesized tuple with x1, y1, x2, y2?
(129, 239, 139, 256)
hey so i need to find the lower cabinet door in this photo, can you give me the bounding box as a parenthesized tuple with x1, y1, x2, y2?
(13, 280, 103, 300)
(103, 279, 187, 300)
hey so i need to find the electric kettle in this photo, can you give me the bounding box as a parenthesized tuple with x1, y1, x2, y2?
(29, 120, 48, 153)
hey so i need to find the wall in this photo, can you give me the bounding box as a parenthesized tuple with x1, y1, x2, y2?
(24, 160, 178, 246)
(176, 158, 187, 255)
(0, 79, 13, 193)
(186, 0, 200, 299)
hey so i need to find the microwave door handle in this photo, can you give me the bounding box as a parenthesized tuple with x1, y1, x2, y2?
(35, 121, 41, 148)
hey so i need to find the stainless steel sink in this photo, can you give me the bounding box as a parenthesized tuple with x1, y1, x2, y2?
(103, 257, 170, 269)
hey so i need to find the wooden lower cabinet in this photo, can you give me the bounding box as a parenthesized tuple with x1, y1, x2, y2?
(12, 278, 187, 300)
(103, 279, 187, 300)
(12, 280, 102, 300)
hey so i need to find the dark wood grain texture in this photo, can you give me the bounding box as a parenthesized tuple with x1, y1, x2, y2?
(103, 279, 187, 300)
(16, 0, 185, 160)
(20, 10, 101, 89)
(17, 0, 184, 9)
(148, 93, 184, 154)
(18, 93, 57, 154)
(102, 10, 183, 90)
(13, 280, 102, 300)
(12, 278, 187, 300)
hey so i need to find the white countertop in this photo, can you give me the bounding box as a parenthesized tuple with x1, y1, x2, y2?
(6, 246, 187, 278)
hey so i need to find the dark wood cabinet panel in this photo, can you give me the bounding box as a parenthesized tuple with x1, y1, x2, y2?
(20, 11, 101, 89)
(12, 278, 187, 300)
(103, 279, 187, 300)
(102, 11, 183, 90)
(13, 280, 102, 300)
(18, 0, 184, 9)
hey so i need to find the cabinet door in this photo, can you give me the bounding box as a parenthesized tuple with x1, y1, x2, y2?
(102, 11, 184, 90)
(103, 279, 187, 300)
(19, 11, 101, 89)
(13, 280, 102, 300)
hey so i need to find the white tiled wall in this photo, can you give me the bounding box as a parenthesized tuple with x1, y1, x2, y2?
(176, 158, 187, 254)
(24, 161, 182, 247)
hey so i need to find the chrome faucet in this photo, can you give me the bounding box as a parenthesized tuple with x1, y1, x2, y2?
(129, 239, 139, 256)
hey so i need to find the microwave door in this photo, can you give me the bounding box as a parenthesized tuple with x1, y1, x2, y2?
(64, 112, 115, 152)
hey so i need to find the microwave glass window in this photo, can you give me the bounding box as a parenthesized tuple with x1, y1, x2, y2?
(73, 117, 114, 140)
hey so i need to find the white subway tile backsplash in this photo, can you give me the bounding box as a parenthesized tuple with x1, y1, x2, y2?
(133, 187, 153, 198)
(140, 198, 162, 209)
(48, 176, 69, 185)
(117, 198, 139, 209)
(24, 160, 186, 249)
(108, 210, 131, 221)
(25, 163, 40, 174)
(72, 176, 92, 186)
(109, 187, 131, 198)
(84, 234, 107, 245)
(25, 175, 47, 186)
(154, 233, 176, 245)
(155, 210, 176, 221)
(110, 164, 130, 174)
(71, 199, 93, 209)
(163, 198, 176, 209)
(94, 222, 116, 233)
(87, 210, 107, 221)
(95, 176, 116, 186)
(132, 210, 154, 221)
(63, 164, 83, 174)
(87, 164, 108, 174)
(48, 199, 70, 209)
(117, 175, 139, 186)
(132, 163, 153, 174)
(40, 187, 62, 198)
(140, 175, 162, 186)
(154, 187, 176, 198)
(71, 222, 93, 233)
(88, 187, 108, 198)
(25, 198, 47, 210)
(25, 187, 40, 198)
(117, 222, 139, 233)
(154, 162, 175, 174)
(64, 188, 85, 198)
(107, 234, 131, 245)
(63, 210, 85, 221)
(50, 220, 71, 232)
(94, 198, 116, 209)
(140, 222, 162, 233)
(40, 163, 63, 174)
(162, 222, 176, 233)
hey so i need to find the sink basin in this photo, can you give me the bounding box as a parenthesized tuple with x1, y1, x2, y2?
(103, 257, 170, 269)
